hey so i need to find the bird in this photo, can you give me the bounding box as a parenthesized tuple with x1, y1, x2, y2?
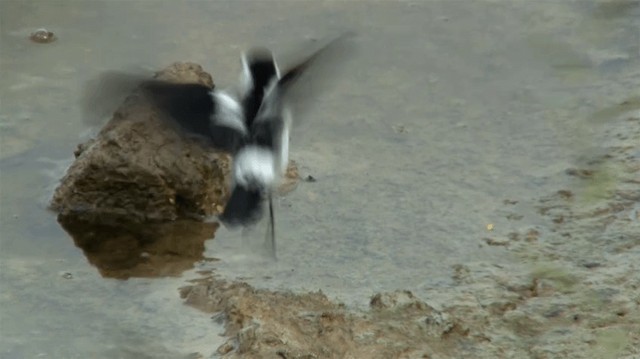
(220, 38, 349, 257)
(82, 34, 352, 258)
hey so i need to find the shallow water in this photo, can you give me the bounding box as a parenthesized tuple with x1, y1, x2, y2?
(1, 0, 638, 358)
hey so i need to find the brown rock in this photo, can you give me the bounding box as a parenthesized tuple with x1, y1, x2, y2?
(50, 63, 232, 224)
(30, 28, 56, 43)
(370, 290, 429, 311)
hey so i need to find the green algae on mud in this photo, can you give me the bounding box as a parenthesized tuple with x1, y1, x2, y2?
(530, 263, 579, 293)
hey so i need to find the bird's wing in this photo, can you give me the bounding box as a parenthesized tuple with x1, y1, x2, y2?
(138, 80, 249, 153)
(271, 32, 355, 122)
(80, 71, 247, 153)
(80, 70, 150, 126)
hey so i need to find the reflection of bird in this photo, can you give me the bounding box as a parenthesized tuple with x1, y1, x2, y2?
(83, 34, 351, 258)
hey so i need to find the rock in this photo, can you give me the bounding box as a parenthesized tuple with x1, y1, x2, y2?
(30, 28, 56, 43)
(370, 290, 429, 311)
(50, 62, 302, 277)
(421, 310, 455, 338)
(50, 63, 232, 225)
(236, 324, 258, 354)
(216, 341, 234, 355)
(483, 237, 510, 246)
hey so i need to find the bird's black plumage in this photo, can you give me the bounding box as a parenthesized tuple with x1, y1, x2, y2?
(219, 185, 264, 226)
(139, 82, 214, 136)
(241, 48, 279, 129)
(218, 50, 281, 230)
(138, 82, 247, 153)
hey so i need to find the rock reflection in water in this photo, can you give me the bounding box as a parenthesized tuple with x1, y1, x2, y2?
(58, 216, 218, 279)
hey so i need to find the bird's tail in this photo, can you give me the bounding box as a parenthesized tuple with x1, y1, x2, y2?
(219, 185, 263, 227)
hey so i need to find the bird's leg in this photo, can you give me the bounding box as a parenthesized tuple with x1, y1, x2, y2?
(265, 192, 277, 260)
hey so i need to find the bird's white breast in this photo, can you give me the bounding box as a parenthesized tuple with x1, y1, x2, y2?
(234, 146, 277, 189)
(210, 90, 246, 135)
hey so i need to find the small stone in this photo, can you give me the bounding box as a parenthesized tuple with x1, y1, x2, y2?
(557, 190, 573, 200)
(237, 325, 257, 353)
(525, 229, 540, 241)
(582, 262, 601, 269)
(216, 341, 234, 355)
(483, 237, 509, 246)
(507, 232, 520, 241)
(30, 28, 56, 44)
(565, 168, 594, 178)
(451, 264, 470, 283)
(370, 290, 427, 310)
(421, 311, 454, 337)
(392, 124, 406, 133)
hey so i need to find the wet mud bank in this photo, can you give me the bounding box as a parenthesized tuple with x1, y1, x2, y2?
(182, 105, 639, 358)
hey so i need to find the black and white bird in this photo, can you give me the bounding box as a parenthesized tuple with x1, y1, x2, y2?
(226, 39, 352, 256)
(220, 44, 336, 255)
(83, 34, 351, 257)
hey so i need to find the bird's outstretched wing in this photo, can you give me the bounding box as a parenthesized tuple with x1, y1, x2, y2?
(80, 71, 247, 153)
(138, 80, 247, 153)
(269, 32, 355, 123)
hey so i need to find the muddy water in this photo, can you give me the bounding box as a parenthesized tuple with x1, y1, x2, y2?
(1, 1, 638, 358)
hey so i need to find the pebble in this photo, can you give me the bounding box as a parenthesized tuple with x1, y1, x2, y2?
(59, 271, 73, 279)
(30, 28, 56, 44)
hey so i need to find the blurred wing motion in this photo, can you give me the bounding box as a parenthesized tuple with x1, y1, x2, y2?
(219, 33, 353, 258)
(80, 71, 151, 126)
(139, 81, 246, 153)
(274, 32, 355, 122)
(80, 71, 246, 153)
(220, 34, 353, 232)
(79, 33, 353, 259)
